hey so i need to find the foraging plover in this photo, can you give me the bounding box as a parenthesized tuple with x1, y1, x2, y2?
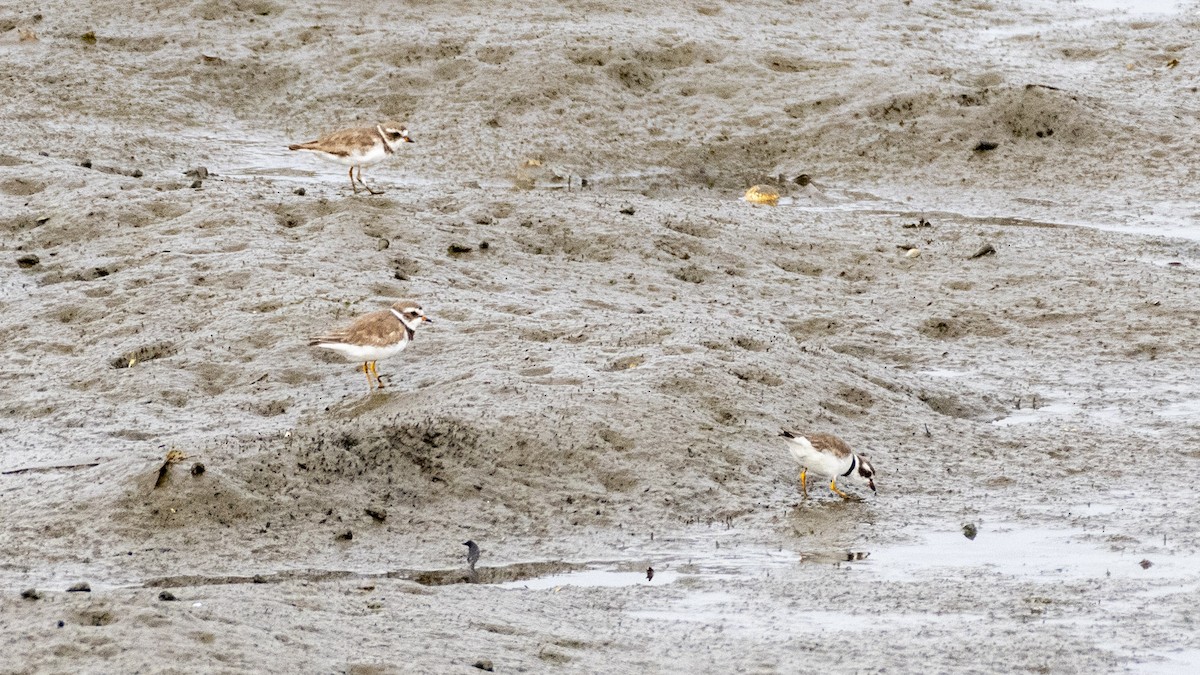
(288, 122, 414, 194)
(779, 430, 876, 500)
(308, 300, 431, 391)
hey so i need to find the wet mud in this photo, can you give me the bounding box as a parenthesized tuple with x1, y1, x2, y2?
(2, 0, 1200, 672)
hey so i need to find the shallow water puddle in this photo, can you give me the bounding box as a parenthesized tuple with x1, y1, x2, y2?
(870, 524, 1199, 581)
(499, 567, 679, 590)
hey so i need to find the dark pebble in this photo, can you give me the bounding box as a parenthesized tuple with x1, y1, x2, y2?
(293, 187, 306, 196)
(190, 180, 203, 189)
(364, 508, 388, 522)
(183, 166, 209, 180)
(66, 582, 90, 593)
(794, 173, 812, 186)
(479, 241, 490, 250)
(962, 523, 978, 540)
(974, 141, 999, 152)
(57, 620, 64, 628)
(79, 158, 92, 168)
(619, 204, 635, 215)
(190, 462, 205, 476)
(472, 660, 495, 672)
(21, 588, 41, 601)
(969, 242, 997, 259)
(17, 254, 40, 269)
(252, 574, 267, 584)
(158, 591, 177, 601)
(447, 243, 473, 255)
(39, 151, 49, 157)
(336, 530, 353, 541)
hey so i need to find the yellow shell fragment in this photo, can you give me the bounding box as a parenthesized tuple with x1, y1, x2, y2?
(742, 185, 781, 206)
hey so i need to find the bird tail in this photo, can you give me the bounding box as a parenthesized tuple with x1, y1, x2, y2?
(779, 429, 796, 439)
(288, 142, 316, 151)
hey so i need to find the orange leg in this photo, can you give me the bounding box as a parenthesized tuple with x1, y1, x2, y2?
(830, 478, 851, 500)
(370, 361, 385, 388)
(348, 166, 359, 194)
(362, 362, 373, 390)
(799, 468, 809, 499)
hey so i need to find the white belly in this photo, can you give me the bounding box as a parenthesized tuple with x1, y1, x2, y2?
(318, 336, 408, 363)
(784, 437, 851, 478)
(303, 143, 390, 168)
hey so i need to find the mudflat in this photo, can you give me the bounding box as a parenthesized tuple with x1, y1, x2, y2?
(2, 1, 1199, 672)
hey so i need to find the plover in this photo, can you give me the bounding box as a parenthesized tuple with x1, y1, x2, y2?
(779, 430, 876, 500)
(288, 122, 414, 195)
(308, 300, 431, 391)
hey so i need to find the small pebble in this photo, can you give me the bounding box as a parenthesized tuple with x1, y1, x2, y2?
(293, 187, 306, 196)
(66, 582, 90, 593)
(1139, 559, 1153, 569)
(619, 204, 635, 215)
(336, 530, 353, 541)
(16, 254, 40, 269)
(962, 523, 978, 540)
(183, 166, 209, 180)
(190, 462, 205, 476)
(190, 180, 203, 189)
(158, 591, 177, 601)
(21, 588, 41, 601)
(969, 242, 997, 259)
(375, 238, 389, 251)
(57, 620, 64, 628)
(364, 508, 388, 522)
(472, 660, 495, 672)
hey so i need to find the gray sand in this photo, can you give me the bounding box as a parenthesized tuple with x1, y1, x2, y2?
(2, 1, 1199, 672)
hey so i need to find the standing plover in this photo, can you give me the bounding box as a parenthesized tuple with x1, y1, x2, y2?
(288, 122, 414, 195)
(308, 300, 431, 391)
(779, 430, 876, 500)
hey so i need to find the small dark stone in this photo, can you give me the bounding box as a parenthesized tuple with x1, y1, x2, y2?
(252, 574, 267, 584)
(447, 243, 473, 255)
(158, 591, 177, 601)
(79, 159, 92, 168)
(57, 620, 64, 628)
(794, 173, 812, 186)
(472, 660, 495, 672)
(16, 254, 40, 269)
(969, 242, 997, 259)
(130, 169, 144, 178)
(183, 166, 209, 180)
(962, 523, 978, 540)
(190, 180, 203, 189)
(21, 588, 41, 601)
(80, 31, 96, 44)
(190, 462, 205, 476)
(293, 187, 306, 196)
(974, 141, 999, 152)
(619, 204, 635, 215)
(66, 582, 90, 593)
(1139, 559, 1153, 569)
(479, 241, 490, 250)
(336, 530, 353, 541)
(364, 508, 387, 522)
(375, 238, 389, 251)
